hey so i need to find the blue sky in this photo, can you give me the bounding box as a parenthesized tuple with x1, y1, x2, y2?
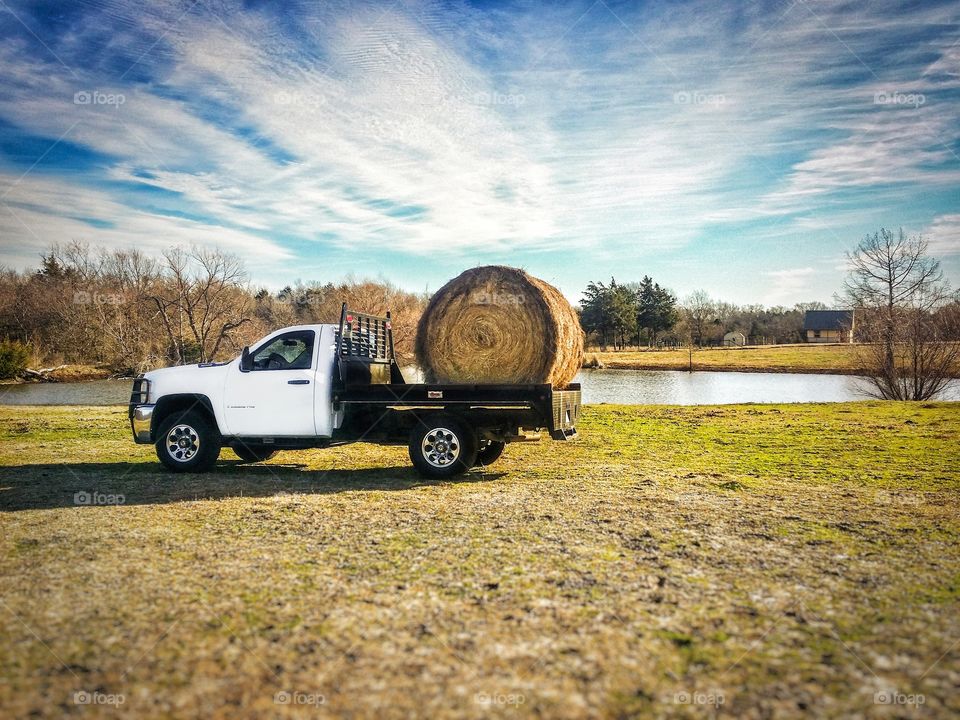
(0, 0, 957, 306)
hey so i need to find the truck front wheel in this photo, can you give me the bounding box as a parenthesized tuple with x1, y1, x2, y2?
(408, 414, 477, 479)
(155, 410, 221, 473)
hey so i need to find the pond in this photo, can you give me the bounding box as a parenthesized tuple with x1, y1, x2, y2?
(1, 370, 957, 406)
(0, 379, 133, 406)
(576, 369, 956, 404)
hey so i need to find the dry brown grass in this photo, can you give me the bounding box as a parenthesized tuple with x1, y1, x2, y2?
(589, 343, 870, 374)
(1, 403, 958, 718)
(44, 364, 114, 382)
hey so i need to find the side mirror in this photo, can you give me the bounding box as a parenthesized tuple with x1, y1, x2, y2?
(239, 346, 252, 372)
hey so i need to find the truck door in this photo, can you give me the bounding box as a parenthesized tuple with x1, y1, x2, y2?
(223, 329, 317, 437)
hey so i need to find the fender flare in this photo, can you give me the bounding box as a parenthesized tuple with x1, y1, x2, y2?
(152, 394, 219, 435)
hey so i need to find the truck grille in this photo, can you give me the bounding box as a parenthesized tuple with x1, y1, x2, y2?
(128, 376, 150, 418)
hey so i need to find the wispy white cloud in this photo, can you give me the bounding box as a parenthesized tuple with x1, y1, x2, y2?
(922, 213, 960, 257)
(761, 266, 818, 306)
(0, 0, 956, 302)
(0, 2, 565, 258)
(0, 174, 292, 268)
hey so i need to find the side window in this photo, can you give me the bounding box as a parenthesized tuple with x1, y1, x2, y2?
(251, 331, 315, 371)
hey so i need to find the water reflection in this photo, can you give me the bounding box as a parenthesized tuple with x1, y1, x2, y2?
(0, 371, 957, 407)
(574, 369, 960, 405)
(0, 379, 132, 406)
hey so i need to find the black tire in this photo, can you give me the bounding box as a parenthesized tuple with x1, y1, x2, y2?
(475, 440, 505, 467)
(155, 410, 221, 473)
(231, 444, 278, 463)
(408, 414, 478, 479)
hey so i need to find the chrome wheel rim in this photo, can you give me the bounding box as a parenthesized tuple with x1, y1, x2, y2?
(166, 424, 200, 462)
(422, 427, 460, 468)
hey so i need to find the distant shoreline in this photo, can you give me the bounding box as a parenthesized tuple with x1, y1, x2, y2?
(4, 345, 959, 383)
(580, 363, 871, 377)
(582, 343, 960, 379)
(2, 365, 119, 385)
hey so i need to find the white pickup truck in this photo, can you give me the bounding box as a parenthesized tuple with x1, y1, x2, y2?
(129, 305, 580, 478)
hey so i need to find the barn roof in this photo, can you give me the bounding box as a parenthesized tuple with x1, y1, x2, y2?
(804, 309, 853, 331)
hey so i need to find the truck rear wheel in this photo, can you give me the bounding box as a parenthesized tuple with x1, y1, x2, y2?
(232, 444, 278, 463)
(475, 440, 505, 467)
(409, 414, 477, 479)
(155, 410, 221, 473)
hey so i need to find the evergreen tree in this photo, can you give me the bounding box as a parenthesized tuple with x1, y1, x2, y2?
(636, 276, 678, 346)
(580, 279, 638, 349)
(608, 280, 638, 350)
(580, 281, 613, 349)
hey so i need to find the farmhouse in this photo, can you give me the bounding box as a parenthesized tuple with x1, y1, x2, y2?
(723, 331, 746, 347)
(804, 309, 854, 343)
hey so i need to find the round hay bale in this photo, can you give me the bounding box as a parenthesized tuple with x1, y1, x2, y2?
(415, 266, 584, 387)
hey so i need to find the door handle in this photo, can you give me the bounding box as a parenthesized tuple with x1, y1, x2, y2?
(287, 379, 310, 385)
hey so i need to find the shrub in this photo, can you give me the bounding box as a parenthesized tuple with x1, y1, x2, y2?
(0, 340, 31, 379)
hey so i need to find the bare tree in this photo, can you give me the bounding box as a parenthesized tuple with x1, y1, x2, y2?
(150, 247, 253, 364)
(683, 290, 714, 347)
(96, 249, 161, 371)
(843, 228, 958, 400)
(270, 277, 428, 364)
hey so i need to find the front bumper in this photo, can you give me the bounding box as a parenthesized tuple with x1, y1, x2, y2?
(131, 404, 155, 444)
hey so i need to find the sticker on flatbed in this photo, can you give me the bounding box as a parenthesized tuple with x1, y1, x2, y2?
(428, 390, 443, 399)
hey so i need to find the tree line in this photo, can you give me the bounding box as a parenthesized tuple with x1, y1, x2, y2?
(0, 241, 427, 377)
(578, 277, 826, 349)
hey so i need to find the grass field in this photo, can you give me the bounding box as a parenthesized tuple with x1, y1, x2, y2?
(1, 403, 959, 718)
(588, 344, 871, 375)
